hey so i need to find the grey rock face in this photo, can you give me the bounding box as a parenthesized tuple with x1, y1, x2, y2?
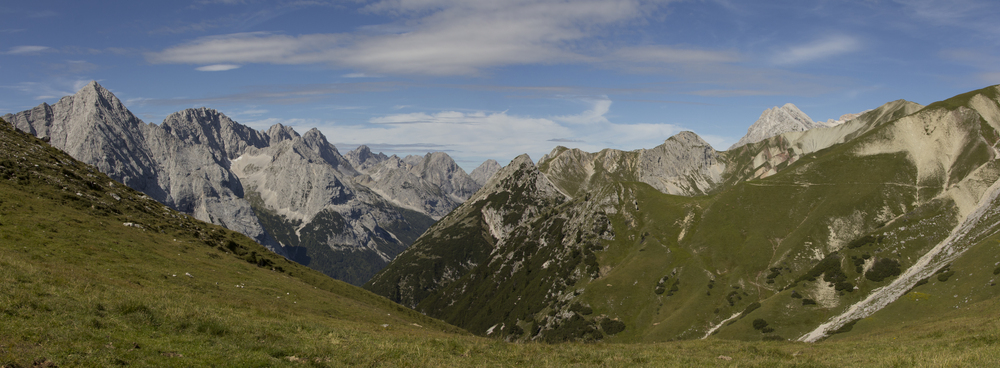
(470, 159, 501, 186)
(637, 131, 725, 196)
(3, 82, 283, 254)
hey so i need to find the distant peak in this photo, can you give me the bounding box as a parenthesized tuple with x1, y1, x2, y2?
(729, 103, 817, 149)
(266, 123, 299, 142)
(666, 131, 712, 149)
(74, 80, 113, 99)
(510, 154, 534, 167)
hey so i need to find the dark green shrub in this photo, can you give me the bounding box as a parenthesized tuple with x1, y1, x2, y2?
(937, 270, 955, 282)
(752, 318, 768, 330)
(600, 319, 626, 335)
(790, 290, 802, 299)
(666, 282, 679, 297)
(835, 281, 854, 292)
(761, 327, 775, 334)
(569, 302, 593, 316)
(866, 258, 902, 282)
(993, 266, 1000, 275)
(802, 299, 816, 306)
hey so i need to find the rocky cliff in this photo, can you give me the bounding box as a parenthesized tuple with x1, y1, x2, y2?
(3, 82, 484, 285)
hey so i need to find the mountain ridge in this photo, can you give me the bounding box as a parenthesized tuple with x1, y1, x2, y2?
(367, 85, 1000, 343)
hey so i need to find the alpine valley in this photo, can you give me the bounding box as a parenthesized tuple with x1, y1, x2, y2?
(366, 85, 1000, 345)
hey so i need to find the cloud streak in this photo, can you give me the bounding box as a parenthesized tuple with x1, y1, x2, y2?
(196, 64, 241, 71)
(5, 46, 51, 55)
(772, 35, 861, 65)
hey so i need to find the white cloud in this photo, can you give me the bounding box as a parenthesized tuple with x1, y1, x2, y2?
(772, 35, 861, 65)
(195, 64, 242, 71)
(552, 98, 612, 125)
(316, 96, 698, 169)
(5, 46, 50, 55)
(147, 0, 721, 76)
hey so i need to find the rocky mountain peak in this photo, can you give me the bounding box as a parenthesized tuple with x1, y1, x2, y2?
(345, 145, 389, 171)
(266, 123, 299, 143)
(729, 103, 819, 150)
(162, 107, 269, 160)
(666, 130, 713, 148)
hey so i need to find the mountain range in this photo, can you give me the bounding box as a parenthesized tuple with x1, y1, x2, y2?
(5, 107, 995, 366)
(2, 82, 499, 285)
(366, 85, 1000, 344)
(9, 81, 1000, 347)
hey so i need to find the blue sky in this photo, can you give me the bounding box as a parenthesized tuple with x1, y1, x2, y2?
(2, 0, 999, 171)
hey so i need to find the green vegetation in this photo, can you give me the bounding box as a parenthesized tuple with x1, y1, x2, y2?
(865, 258, 902, 282)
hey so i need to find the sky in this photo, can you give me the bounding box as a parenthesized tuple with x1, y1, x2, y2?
(2, 0, 1000, 171)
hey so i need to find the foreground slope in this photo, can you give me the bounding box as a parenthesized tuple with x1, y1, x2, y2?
(3, 119, 1000, 366)
(367, 85, 1000, 344)
(0, 117, 465, 365)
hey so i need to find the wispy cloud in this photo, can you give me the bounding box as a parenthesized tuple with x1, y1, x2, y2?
(772, 35, 861, 65)
(146, 0, 703, 76)
(5, 46, 51, 55)
(196, 64, 242, 71)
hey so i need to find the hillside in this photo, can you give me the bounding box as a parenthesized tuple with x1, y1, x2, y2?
(0, 117, 463, 366)
(366, 85, 1000, 344)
